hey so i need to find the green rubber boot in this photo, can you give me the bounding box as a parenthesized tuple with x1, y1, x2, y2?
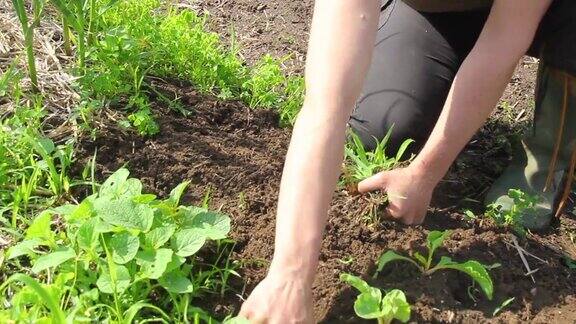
(485, 65, 576, 230)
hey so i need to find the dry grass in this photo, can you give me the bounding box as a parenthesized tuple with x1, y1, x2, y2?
(0, 0, 80, 138)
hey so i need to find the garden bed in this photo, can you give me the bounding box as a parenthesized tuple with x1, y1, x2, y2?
(76, 80, 576, 323)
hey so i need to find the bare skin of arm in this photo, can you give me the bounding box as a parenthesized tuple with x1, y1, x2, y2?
(240, 0, 551, 323)
(239, 0, 380, 322)
(359, 0, 553, 225)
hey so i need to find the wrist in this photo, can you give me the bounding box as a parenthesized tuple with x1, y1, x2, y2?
(268, 251, 319, 286)
(409, 157, 444, 186)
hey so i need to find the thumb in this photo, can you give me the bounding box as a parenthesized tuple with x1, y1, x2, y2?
(358, 171, 389, 194)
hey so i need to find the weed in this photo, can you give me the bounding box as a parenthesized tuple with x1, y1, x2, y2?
(342, 128, 414, 188)
(374, 230, 494, 300)
(341, 273, 410, 324)
(486, 189, 537, 236)
(493, 297, 515, 316)
(11, 0, 43, 92)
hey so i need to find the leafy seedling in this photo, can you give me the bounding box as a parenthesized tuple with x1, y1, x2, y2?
(486, 189, 538, 236)
(341, 273, 410, 324)
(374, 230, 494, 300)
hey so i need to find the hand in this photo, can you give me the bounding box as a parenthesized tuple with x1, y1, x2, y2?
(239, 273, 314, 324)
(357, 164, 438, 225)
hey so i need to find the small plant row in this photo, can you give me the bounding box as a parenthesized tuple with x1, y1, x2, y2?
(341, 230, 496, 323)
(1, 168, 237, 323)
(11, 0, 305, 135)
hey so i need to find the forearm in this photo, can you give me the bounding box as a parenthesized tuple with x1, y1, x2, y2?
(269, 0, 380, 283)
(412, 0, 551, 183)
(412, 45, 520, 181)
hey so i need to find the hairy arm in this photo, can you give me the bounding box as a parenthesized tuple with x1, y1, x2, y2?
(412, 0, 552, 185)
(270, 0, 380, 283)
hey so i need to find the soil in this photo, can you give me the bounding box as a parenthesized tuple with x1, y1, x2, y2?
(75, 77, 576, 323)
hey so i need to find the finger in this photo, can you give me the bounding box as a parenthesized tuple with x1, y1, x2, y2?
(358, 172, 388, 193)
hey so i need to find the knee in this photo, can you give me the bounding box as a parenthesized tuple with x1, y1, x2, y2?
(349, 113, 424, 159)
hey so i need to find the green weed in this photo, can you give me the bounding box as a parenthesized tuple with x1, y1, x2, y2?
(374, 230, 494, 300)
(486, 189, 537, 236)
(342, 128, 414, 188)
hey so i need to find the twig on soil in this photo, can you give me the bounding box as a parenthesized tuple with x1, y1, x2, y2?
(510, 236, 538, 283)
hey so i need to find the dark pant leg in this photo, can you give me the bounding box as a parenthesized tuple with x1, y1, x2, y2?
(349, 0, 489, 154)
(530, 0, 576, 75)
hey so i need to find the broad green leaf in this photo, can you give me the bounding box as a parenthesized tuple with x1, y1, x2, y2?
(122, 178, 143, 197)
(168, 181, 190, 207)
(7, 239, 43, 259)
(159, 271, 193, 293)
(32, 247, 76, 274)
(133, 194, 156, 204)
(96, 265, 131, 294)
(110, 232, 140, 264)
(94, 220, 116, 233)
(340, 273, 372, 294)
(436, 257, 493, 300)
(77, 218, 99, 251)
(99, 168, 130, 196)
(381, 289, 411, 323)
(354, 289, 384, 319)
(183, 209, 230, 240)
(37, 137, 55, 155)
(94, 198, 154, 232)
(375, 251, 420, 276)
(172, 229, 206, 257)
(136, 248, 173, 279)
(165, 254, 186, 273)
(55, 200, 93, 221)
(426, 230, 451, 260)
(26, 211, 52, 241)
(145, 225, 176, 249)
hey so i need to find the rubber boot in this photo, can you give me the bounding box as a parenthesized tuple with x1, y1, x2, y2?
(485, 64, 576, 230)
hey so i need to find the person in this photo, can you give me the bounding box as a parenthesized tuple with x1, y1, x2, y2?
(239, 0, 575, 322)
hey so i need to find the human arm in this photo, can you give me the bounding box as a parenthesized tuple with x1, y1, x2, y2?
(359, 0, 553, 224)
(239, 0, 381, 322)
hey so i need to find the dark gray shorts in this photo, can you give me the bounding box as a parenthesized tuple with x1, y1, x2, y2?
(349, 0, 576, 153)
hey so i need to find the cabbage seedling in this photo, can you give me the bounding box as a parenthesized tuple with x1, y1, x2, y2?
(374, 230, 494, 300)
(340, 273, 410, 324)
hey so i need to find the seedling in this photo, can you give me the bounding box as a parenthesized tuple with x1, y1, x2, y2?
(374, 230, 494, 300)
(486, 189, 537, 236)
(340, 273, 410, 324)
(342, 128, 413, 189)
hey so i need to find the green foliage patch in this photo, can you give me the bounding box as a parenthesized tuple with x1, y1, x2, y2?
(1, 168, 237, 322)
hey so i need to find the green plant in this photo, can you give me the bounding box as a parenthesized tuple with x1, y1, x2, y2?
(374, 230, 494, 300)
(342, 128, 414, 187)
(3, 168, 235, 322)
(12, 0, 44, 92)
(340, 273, 410, 324)
(486, 189, 537, 236)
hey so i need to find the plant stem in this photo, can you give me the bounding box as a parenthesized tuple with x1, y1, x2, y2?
(62, 16, 72, 56)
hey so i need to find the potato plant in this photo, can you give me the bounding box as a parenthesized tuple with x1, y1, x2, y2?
(374, 230, 494, 300)
(2, 168, 234, 322)
(341, 273, 410, 324)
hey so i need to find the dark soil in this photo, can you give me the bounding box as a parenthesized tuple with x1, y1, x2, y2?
(75, 78, 576, 323)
